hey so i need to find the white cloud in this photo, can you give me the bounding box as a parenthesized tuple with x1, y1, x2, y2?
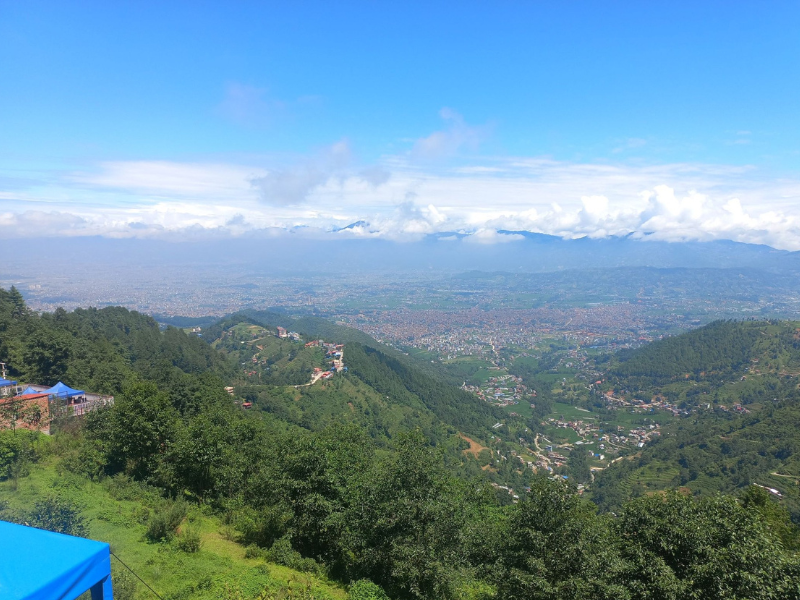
(71, 161, 263, 199)
(251, 139, 352, 205)
(252, 166, 328, 206)
(0, 210, 89, 232)
(354, 201, 450, 241)
(464, 229, 525, 244)
(4, 152, 800, 249)
(412, 108, 491, 159)
(358, 166, 391, 186)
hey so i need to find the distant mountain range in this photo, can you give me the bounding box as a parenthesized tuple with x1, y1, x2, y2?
(2, 233, 798, 275)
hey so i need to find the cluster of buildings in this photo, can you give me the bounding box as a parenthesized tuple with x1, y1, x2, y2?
(601, 390, 692, 417)
(490, 482, 520, 501)
(537, 449, 569, 471)
(516, 416, 663, 475)
(276, 326, 301, 341)
(578, 423, 663, 451)
(240, 326, 348, 386)
(617, 424, 662, 448)
(0, 372, 112, 434)
(305, 339, 346, 375)
(341, 304, 662, 358)
(548, 416, 601, 439)
(462, 374, 528, 407)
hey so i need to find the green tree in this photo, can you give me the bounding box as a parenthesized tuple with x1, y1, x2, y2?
(344, 430, 467, 600)
(7, 286, 28, 319)
(494, 477, 627, 600)
(88, 381, 178, 481)
(0, 429, 39, 481)
(169, 407, 229, 498)
(22, 328, 71, 385)
(568, 448, 591, 484)
(617, 491, 799, 599)
(740, 485, 800, 552)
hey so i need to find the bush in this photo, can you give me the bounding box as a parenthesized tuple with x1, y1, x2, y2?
(103, 473, 162, 504)
(132, 505, 151, 525)
(348, 580, 390, 600)
(244, 544, 267, 559)
(176, 526, 201, 553)
(145, 513, 171, 542)
(62, 442, 107, 481)
(266, 536, 296, 564)
(234, 504, 291, 548)
(266, 536, 320, 574)
(112, 568, 137, 600)
(0, 429, 41, 481)
(26, 496, 87, 537)
(145, 500, 187, 542)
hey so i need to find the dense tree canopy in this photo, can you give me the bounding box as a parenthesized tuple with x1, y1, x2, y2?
(1, 289, 799, 599)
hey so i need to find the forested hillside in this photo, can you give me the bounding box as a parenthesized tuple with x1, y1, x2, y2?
(0, 286, 233, 395)
(206, 319, 506, 487)
(1, 289, 800, 599)
(609, 319, 800, 385)
(344, 343, 503, 439)
(592, 393, 800, 520)
(206, 309, 464, 386)
(593, 320, 800, 521)
(203, 310, 383, 351)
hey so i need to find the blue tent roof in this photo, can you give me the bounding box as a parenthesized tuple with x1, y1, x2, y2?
(0, 520, 113, 600)
(16, 387, 41, 396)
(0, 378, 17, 387)
(42, 381, 84, 398)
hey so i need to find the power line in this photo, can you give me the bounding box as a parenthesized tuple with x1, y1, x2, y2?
(110, 551, 165, 600)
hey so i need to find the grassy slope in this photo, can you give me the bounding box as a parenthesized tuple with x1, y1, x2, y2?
(1, 458, 346, 600)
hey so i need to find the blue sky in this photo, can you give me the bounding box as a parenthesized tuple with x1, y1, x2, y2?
(2, 1, 800, 247)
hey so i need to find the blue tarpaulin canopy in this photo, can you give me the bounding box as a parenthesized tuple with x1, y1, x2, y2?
(16, 387, 41, 396)
(0, 521, 113, 600)
(41, 381, 84, 398)
(0, 378, 17, 387)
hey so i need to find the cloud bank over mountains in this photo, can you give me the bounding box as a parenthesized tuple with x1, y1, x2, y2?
(2, 111, 800, 250)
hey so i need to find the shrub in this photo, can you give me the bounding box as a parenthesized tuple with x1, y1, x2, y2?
(26, 496, 87, 537)
(0, 430, 41, 481)
(145, 512, 172, 542)
(60, 439, 107, 481)
(112, 568, 137, 600)
(348, 580, 390, 600)
(176, 526, 202, 553)
(244, 544, 267, 559)
(234, 504, 291, 548)
(132, 505, 151, 525)
(267, 535, 300, 565)
(103, 473, 161, 504)
(145, 500, 187, 542)
(266, 536, 320, 574)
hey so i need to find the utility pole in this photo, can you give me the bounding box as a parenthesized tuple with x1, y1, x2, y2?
(0, 363, 6, 380)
